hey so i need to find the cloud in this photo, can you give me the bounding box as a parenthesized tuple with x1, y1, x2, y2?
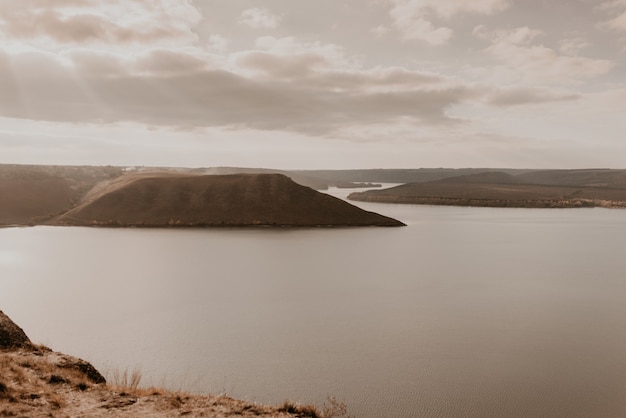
(238, 8, 282, 29)
(0, 47, 476, 135)
(250, 36, 361, 71)
(599, 0, 626, 32)
(558, 37, 591, 56)
(235, 49, 450, 92)
(485, 88, 580, 107)
(207, 34, 230, 53)
(233, 36, 464, 96)
(0, 7, 585, 143)
(0, 2, 598, 144)
(413, 0, 510, 19)
(473, 26, 614, 85)
(0, 0, 202, 47)
(371, 25, 391, 38)
(386, 0, 509, 45)
(390, 12, 453, 45)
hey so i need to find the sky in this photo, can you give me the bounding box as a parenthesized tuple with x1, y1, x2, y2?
(1, 0, 625, 169)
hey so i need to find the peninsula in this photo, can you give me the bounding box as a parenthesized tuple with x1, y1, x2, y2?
(0, 165, 403, 227)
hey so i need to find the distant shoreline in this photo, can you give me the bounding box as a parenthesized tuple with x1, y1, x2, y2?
(348, 195, 626, 209)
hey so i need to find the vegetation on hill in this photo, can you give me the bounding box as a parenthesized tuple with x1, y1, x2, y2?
(52, 173, 404, 227)
(349, 170, 626, 208)
(293, 168, 537, 183)
(0, 165, 123, 225)
(0, 165, 403, 227)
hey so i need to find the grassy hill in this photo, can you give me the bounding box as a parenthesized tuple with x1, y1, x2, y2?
(349, 170, 626, 208)
(0, 165, 123, 225)
(293, 168, 537, 183)
(53, 173, 404, 227)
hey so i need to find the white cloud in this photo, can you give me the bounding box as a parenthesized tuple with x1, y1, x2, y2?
(238, 8, 282, 30)
(391, 10, 453, 45)
(0, 0, 202, 49)
(558, 37, 591, 56)
(409, 0, 510, 19)
(387, 0, 509, 45)
(599, 0, 626, 31)
(473, 26, 614, 85)
(207, 34, 230, 53)
(371, 25, 391, 37)
(251, 36, 360, 70)
(473, 25, 543, 45)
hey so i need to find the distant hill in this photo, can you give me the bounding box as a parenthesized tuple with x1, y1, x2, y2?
(438, 171, 521, 185)
(0, 164, 123, 225)
(200, 167, 332, 190)
(53, 173, 404, 227)
(349, 170, 626, 208)
(201, 167, 379, 190)
(516, 169, 626, 188)
(293, 168, 536, 184)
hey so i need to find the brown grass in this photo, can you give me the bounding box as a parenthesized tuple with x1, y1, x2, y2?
(1, 348, 351, 417)
(110, 367, 142, 391)
(278, 396, 352, 418)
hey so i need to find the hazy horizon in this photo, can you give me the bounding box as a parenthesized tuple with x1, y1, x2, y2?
(1, 1, 625, 169)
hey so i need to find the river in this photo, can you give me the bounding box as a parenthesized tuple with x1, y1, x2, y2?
(1, 187, 626, 417)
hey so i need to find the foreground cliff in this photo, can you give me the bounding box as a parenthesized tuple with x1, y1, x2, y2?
(53, 173, 404, 227)
(0, 310, 342, 417)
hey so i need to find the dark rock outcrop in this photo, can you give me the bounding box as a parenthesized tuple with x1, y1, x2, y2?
(58, 356, 107, 384)
(0, 310, 32, 350)
(0, 310, 106, 384)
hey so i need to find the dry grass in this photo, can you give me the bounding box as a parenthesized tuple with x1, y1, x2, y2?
(0, 350, 78, 412)
(110, 367, 142, 391)
(1, 348, 351, 417)
(278, 396, 352, 418)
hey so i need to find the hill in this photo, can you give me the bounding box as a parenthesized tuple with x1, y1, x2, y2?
(53, 173, 404, 227)
(349, 170, 626, 208)
(0, 164, 385, 226)
(0, 165, 123, 225)
(200, 166, 334, 190)
(293, 168, 536, 183)
(516, 169, 626, 188)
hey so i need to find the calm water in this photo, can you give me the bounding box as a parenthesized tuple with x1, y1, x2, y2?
(2, 188, 626, 417)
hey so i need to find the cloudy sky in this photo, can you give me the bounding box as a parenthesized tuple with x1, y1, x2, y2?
(1, 0, 625, 169)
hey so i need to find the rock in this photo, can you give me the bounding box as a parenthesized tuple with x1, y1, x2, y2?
(58, 356, 107, 384)
(0, 310, 32, 350)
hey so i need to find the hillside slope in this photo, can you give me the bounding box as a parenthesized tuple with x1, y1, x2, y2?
(54, 173, 404, 227)
(0, 165, 123, 225)
(349, 171, 626, 208)
(294, 168, 537, 183)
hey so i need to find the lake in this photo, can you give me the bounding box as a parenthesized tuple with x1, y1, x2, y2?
(2, 187, 626, 417)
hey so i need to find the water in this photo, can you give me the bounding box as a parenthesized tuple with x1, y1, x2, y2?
(2, 188, 626, 417)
